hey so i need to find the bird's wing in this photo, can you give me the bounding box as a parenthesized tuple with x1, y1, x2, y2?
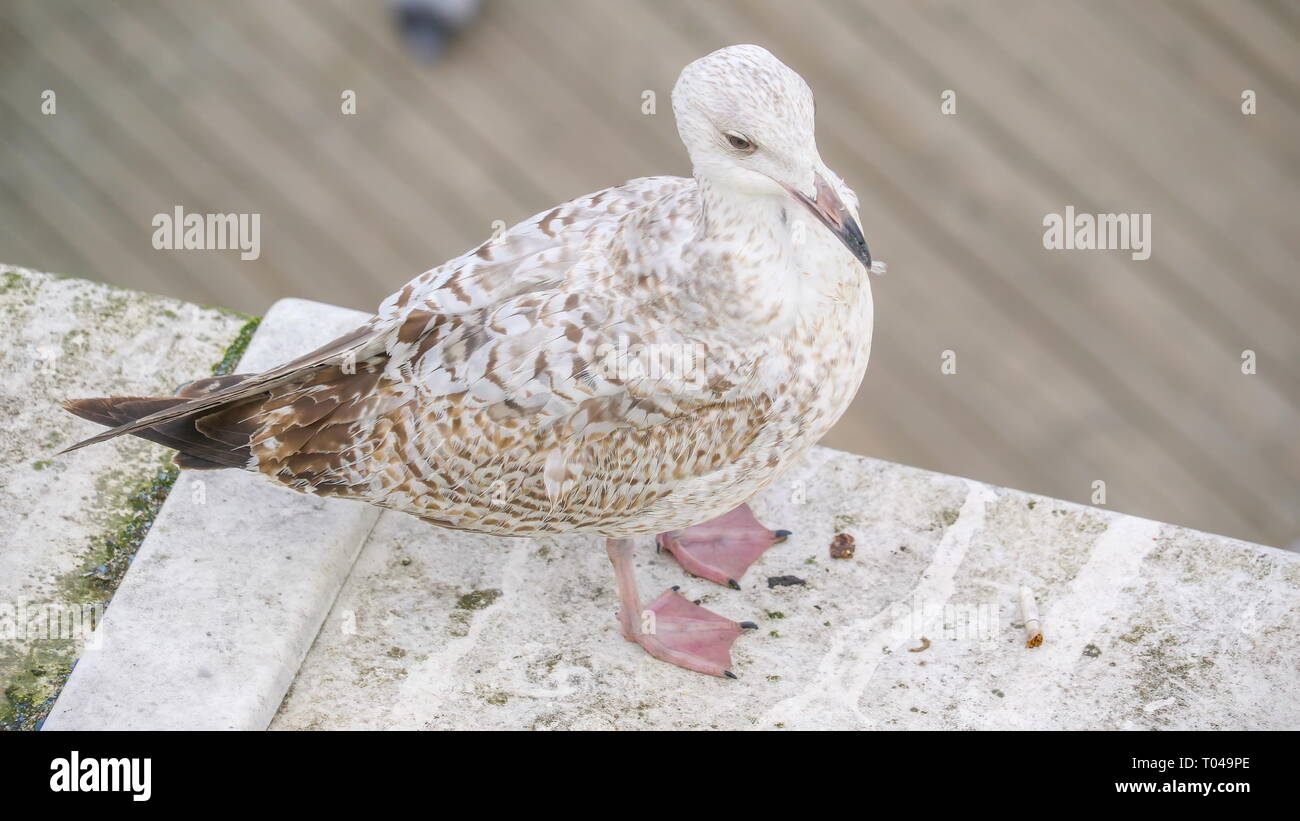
(246, 176, 772, 519)
(59, 176, 689, 458)
(374, 175, 691, 321)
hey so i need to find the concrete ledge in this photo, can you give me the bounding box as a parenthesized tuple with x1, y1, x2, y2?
(0, 265, 249, 729)
(11, 280, 1299, 730)
(44, 299, 378, 730)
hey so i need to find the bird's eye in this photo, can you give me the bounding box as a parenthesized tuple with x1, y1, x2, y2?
(725, 132, 755, 152)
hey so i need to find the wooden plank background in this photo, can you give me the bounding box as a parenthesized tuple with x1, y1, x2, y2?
(2, 0, 1296, 548)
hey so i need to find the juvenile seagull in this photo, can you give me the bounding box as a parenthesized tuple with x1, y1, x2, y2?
(62, 45, 879, 678)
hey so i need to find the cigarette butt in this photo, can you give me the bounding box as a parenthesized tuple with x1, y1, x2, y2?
(1019, 585, 1043, 648)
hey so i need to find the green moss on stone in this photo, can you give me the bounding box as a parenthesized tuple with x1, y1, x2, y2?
(2, 650, 74, 731)
(456, 589, 502, 611)
(213, 317, 261, 376)
(57, 459, 179, 606)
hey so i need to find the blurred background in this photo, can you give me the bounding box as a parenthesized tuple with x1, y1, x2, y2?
(1, 0, 1297, 548)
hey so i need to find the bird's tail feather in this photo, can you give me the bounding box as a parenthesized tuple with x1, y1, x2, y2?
(59, 320, 379, 469)
(61, 373, 266, 469)
(61, 387, 257, 470)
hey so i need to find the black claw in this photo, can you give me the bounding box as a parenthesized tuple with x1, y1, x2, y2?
(671, 585, 681, 592)
(739, 621, 759, 630)
(723, 670, 738, 679)
(773, 529, 793, 542)
(728, 578, 741, 590)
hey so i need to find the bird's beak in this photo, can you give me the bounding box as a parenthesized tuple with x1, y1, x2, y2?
(784, 174, 872, 269)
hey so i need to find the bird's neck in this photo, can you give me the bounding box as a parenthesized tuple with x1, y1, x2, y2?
(693, 176, 789, 243)
(680, 176, 851, 337)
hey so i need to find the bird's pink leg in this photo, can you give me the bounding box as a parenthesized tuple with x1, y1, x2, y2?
(656, 504, 791, 589)
(606, 538, 756, 678)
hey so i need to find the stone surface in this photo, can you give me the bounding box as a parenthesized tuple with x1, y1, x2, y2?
(0, 265, 248, 729)
(43, 298, 379, 730)
(273, 444, 1300, 731)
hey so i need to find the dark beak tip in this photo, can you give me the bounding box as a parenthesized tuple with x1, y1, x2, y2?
(832, 213, 872, 270)
(847, 219, 873, 269)
(792, 177, 873, 270)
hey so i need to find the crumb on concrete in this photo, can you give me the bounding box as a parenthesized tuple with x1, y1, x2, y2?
(830, 532, 855, 559)
(767, 575, 806, 588)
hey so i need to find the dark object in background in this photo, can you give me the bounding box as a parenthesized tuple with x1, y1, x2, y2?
(392, 0, 483, 62)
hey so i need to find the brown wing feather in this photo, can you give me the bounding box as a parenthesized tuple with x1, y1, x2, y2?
(249, 361, 398, 494)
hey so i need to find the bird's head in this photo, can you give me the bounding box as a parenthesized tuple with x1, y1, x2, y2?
(672, 44, 872, 270)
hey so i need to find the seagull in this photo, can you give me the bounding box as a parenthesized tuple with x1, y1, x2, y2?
(62, 45, 879, 679)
